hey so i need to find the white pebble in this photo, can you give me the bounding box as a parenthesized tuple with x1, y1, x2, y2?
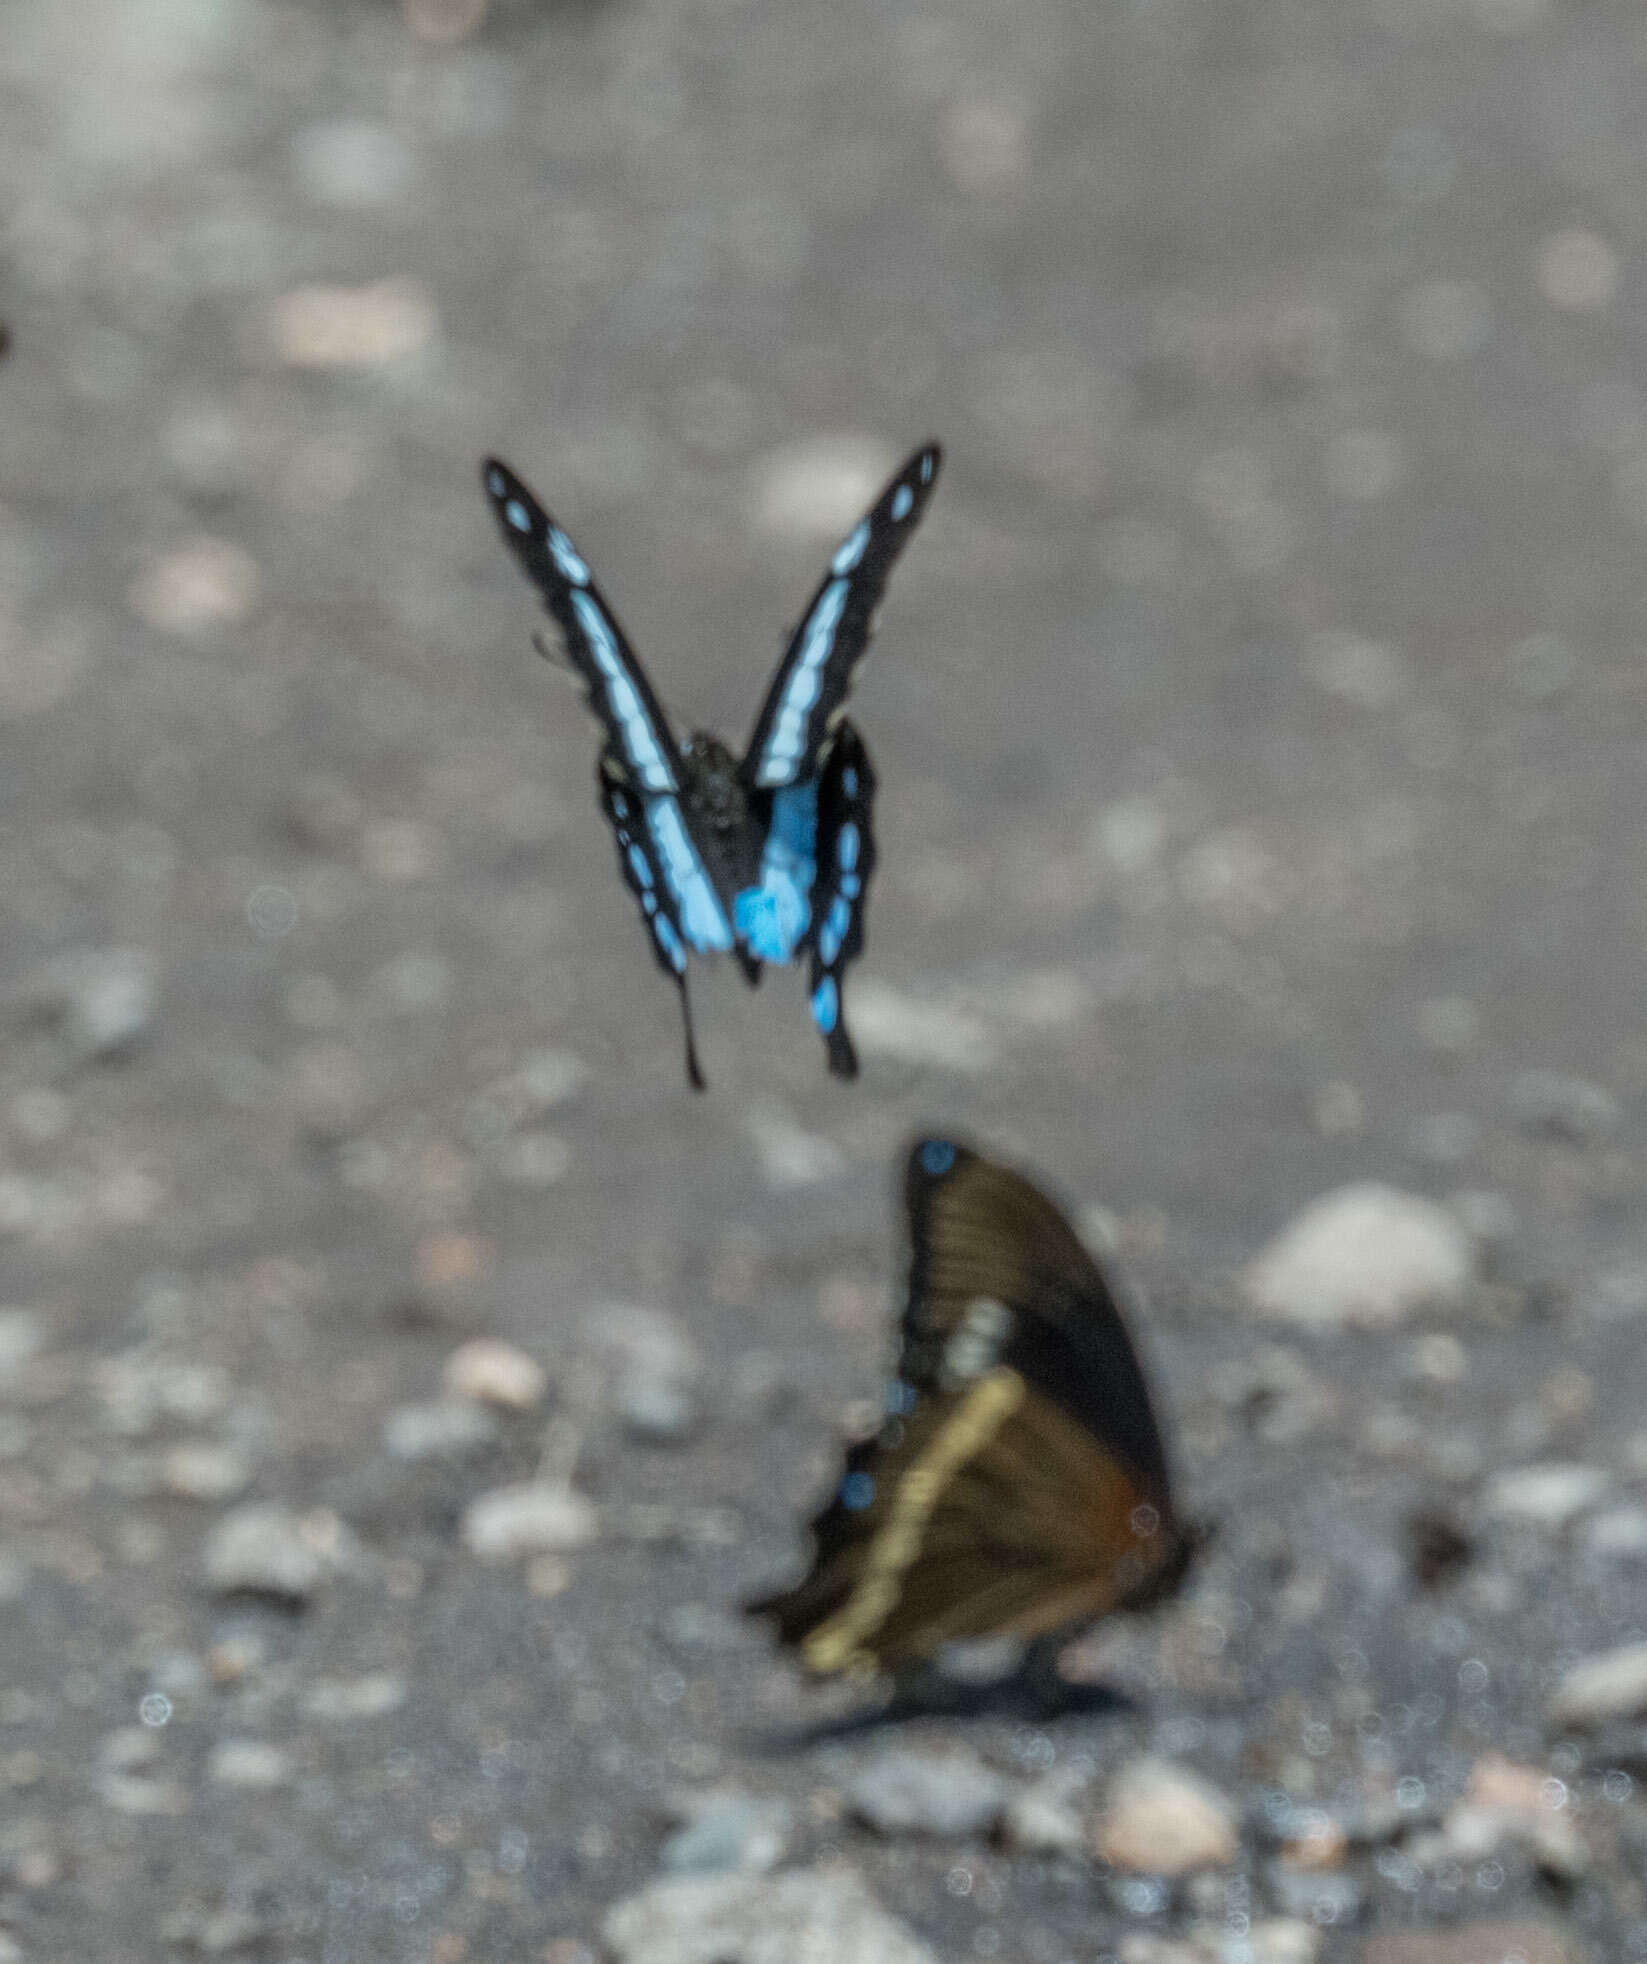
(1549, 1641, 1647, 1727)
(1092, 1757, 1240, 1876)
(442, 1338, 547, 1412)
(1244, 1184, 1476, 1329)
(461, 1482, 598, 1561)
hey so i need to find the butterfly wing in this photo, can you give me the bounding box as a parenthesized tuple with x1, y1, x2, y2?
(740, 443, 941, 793)
(801, 724, 876, 1078)
(484, 458, 735, 1087)
(747, 1135, 1188, 1675)
(483, 457, 685, 797)
(727, 724, 877, 1077)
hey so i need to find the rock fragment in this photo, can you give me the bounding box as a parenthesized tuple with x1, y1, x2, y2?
(442, 1337, 547, 1411)
(1244, 1184, 1475, 1328)
(203, 1504, 353, 1606)
(1548, 1640, 1647, 1727)
(1091, 1757, 1239, 1876)
(382, 1398, 501, 1461)
(846, 1744, 1007, 1838)
(602, 1866, 937, 1964)
(461, 1481, 598, 1561)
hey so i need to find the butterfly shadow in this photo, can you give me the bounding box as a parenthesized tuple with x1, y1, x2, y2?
(743, 1636, 1140, 1755)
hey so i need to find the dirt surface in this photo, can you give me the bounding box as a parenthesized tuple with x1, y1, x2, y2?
(4, 1, 1647, 1960)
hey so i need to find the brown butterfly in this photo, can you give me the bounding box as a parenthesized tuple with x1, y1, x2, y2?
(747, 1135, 1194, 1693)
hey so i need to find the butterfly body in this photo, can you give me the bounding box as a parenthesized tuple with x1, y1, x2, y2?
(748, 1136, 1193, 1685)
(482, 444, 939, 1087)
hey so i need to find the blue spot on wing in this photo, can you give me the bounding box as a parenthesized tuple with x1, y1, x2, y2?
(890, 483, 913, 521)
(811, 975, 839, 1034)
(838, 1470, 876, 1511)
(918, 1139, 956, 1177)
(832, 519, 870, 576)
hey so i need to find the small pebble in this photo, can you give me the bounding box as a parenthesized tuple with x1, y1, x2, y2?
(32, 947, 159, 1061)
(846, 1745, 1006, 1838)
(660, 1790, 787, 1875)
(1508, 1069, 1621, 1143)
(442, 1337, 547, 1412)
(300, 1672, 407, 1722)
(208, 1739, 293, 1789)
(163, 1442, 252, 1502)
(1580, 1504, 1647, 1561)
(382, 1398, 501, 1461)
(0, 1307, 46, 1377)
(1000, 1776, 1087, 1856)
(128, 541, 260, 634)
(1548, 1640, 1647, 1727)
(203, 1504, 353, 1605)
(848, 982, 995, 1072)
(603, 1866, 937, 1964)
(583, 1304, 702, 1445)
(1361, 1922, 1583, 1964)
(461, 1481, 598, 1561)
(271, 278, 438, 369)
(1244, 1184, 1476, 1329)
(1092, 1758, 1239, 1876)
(1483, 1462, 1609, 1528)
(292, 117, 415, 208)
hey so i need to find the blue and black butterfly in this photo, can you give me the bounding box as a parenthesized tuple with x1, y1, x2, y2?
(481, 442, 941, 1088)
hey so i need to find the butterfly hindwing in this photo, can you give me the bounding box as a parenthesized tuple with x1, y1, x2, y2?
(596, 761, 708, 1090)
(801, 724, 876, 1079)
(747, 1136, 1189, 1676)
(741, 443, 941, 792)
(482, 457, 684, 799)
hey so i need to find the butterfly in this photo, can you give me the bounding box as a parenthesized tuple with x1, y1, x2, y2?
(746, 1135, 1193, 1690)
(481, 443, 942, 1088)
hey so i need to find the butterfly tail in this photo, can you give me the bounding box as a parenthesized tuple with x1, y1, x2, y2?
(679, 976, 707, 1091)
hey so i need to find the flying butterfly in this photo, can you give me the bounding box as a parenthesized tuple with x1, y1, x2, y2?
(747, 1135, 1194, 1702)
(481, 443, 942, 1088)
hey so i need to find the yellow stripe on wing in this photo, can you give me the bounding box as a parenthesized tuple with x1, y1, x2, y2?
(802, 1366, 1026, 1675)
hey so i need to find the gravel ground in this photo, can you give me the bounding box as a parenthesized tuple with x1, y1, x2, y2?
(4, 2, 1647, 1960)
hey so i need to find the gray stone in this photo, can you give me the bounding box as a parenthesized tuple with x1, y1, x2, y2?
(602, 1866, 937, 1964)
(1244, 1183, 1476, 1329)
(34, 947, 159, 1060)
(846, 1744, 1006, 1837)
(382, 1397, 500, 1461)
(1483, 1462, 1609, 1528)
(1000, 1775, 1088, 1855)
(1265, 1859, 1363, 1924)
(461, 1481, 598, 1560)
(162, 1441, 252, 1501)
(1580, 1504, 1647, 1561)
(208, 1738, 293, 1789)
(1092, 1757, 1240, 1875)
(1509, 1069, 1622, 1143)
(293, 118, 417, 209)
(202, 1504, 352, 1605)
(660, 1790, 787, 1875)
(584, 1304, 702, 1445)
(1548, 1640, 1647, 1727)
(0, 1308, 45, 1378)
(300, 1672, 407, 1722)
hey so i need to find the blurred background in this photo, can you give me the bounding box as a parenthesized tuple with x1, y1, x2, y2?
(3, 1, 1647, 1959)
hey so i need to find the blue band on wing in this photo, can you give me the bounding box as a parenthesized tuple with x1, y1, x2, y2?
(647, 798, 733, 952)
(755, 577, 849, 787)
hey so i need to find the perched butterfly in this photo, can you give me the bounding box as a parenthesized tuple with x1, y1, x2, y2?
(747, 1135, 1193, 1695)
(481, 443, 942, 1088)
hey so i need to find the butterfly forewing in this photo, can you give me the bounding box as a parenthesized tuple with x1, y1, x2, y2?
(482, 458, 683, 796)
(747, 1136, 1188, 1677)
(741, 443, 941, 792)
